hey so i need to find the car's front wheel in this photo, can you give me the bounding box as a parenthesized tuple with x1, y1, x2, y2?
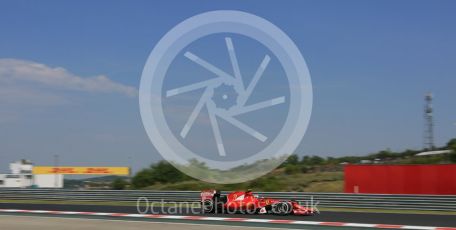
(201, 199, 214, 213)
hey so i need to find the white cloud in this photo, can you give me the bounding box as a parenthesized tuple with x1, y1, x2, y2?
(0, 86, 69, 106)
(0, 59, 138, 123)
(0, 58, 137, 97)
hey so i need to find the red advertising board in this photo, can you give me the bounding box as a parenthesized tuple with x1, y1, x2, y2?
(344, 164, 456, 195)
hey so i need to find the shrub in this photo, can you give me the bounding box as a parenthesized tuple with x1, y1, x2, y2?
(111, 178, 127, 190)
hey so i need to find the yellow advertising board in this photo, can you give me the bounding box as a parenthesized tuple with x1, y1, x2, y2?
(33, 166, 130, 175)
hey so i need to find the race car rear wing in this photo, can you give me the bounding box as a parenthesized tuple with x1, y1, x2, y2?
(200, 189, 218, 202)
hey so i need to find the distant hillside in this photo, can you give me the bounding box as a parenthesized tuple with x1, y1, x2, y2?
(128, 138, 456, 192)
(143, 170, 344, 192)
(64, 175, 129, 189)
(62, 138, 456, 191)
(80, 175, 128, 182)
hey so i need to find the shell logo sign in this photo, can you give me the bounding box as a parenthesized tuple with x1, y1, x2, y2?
(32, 166, 130, 175)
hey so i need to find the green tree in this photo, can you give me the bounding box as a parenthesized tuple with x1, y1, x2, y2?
(131, 161, 190, 188)
(131, 168, 155, 188)
(375, 150, 395, 159)
(326, 157, 337, 164)
(399, 149, 418, 158)
(449, 153, 456, 163)
(284, 164, 299, 174)
(150, 161, 189, 183)
(301, 156, 311, 165)
(447, 138, 456, 152)
(284, 154, 299, 166)
(111, 178, 127, 190)
(446, 138, 456, 163)
(309, 156, 324, 165)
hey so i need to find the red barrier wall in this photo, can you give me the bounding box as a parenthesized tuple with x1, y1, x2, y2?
(344, 164, 456, 195)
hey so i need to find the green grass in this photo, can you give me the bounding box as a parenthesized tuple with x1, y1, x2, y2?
(304, 181, 344, 193)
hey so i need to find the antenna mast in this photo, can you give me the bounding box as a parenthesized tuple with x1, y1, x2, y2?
(424, 93, 435, 150)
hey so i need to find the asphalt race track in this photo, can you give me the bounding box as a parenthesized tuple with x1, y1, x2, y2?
(0, 215, 280, 230)
(0, 202, 455, 228)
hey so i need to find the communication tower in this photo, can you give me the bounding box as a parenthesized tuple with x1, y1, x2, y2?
(424, 93, 435, 150)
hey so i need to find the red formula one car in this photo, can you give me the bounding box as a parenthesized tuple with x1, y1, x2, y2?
(200, 189, 315, 215)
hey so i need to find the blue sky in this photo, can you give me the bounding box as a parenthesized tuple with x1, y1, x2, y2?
(1, 1, 455, 174)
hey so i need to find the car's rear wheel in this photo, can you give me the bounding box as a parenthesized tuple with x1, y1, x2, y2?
(201, 191, 226, 214)
(271, 201, 293, 215)
(201, 199, 214, 213)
